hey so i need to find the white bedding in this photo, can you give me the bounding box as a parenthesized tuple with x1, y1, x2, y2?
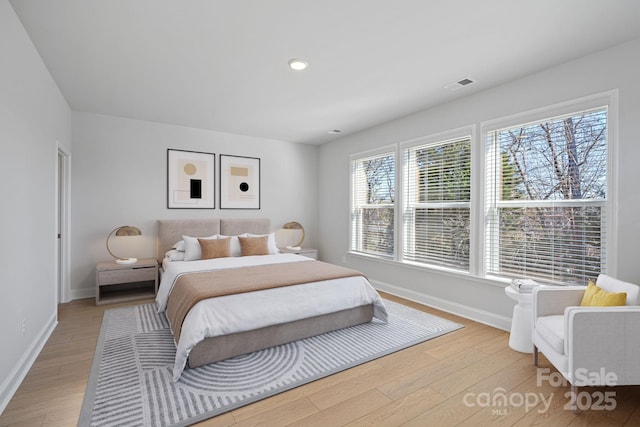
(156, 253, 388, 380)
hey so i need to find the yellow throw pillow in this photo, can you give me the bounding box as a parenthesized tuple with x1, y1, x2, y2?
(579, 281, 598, 305)
(198, 237, 231, 259)
(238, 235, 270, 256)
(580, 282, 627, 306)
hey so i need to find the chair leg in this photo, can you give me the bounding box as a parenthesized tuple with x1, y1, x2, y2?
(533, 345, 538, 366)
(570, 385, 580, 414)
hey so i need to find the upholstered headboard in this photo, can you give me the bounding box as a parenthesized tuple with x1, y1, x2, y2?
(156, 218, 271, 263)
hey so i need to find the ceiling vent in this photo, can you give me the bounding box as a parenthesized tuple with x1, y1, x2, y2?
(444, 78, 476, 91)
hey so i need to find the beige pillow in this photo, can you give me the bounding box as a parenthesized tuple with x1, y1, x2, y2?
(238, 235, 269, 256)
(198, 237, 231, 259)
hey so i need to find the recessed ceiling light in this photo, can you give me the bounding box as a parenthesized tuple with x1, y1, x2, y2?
(328, 129, 342, 134)
(288, 58, 308, 71)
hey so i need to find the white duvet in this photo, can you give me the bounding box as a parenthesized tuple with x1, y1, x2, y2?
(156, 253, 388, 381)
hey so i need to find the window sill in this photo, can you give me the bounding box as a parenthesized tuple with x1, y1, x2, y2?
(346, 251, 510, 289)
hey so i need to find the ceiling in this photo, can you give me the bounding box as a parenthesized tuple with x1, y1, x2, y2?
(10, 0, 640, 145)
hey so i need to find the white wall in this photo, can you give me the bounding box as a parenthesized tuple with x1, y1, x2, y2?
(0, 0, 71, 411)
(318, 37, 640, 328)
(70, 112, 319, 297)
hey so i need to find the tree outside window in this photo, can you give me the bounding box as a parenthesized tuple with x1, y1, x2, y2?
(486, 108, 607, 284)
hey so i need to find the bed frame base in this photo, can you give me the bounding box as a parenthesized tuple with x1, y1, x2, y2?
(187, 304, 374, 368)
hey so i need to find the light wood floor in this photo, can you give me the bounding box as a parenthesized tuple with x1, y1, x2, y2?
(1, 293, 639, 426)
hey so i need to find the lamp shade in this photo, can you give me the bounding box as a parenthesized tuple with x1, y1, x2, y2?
(106, 225, 142, 264)
(114, 226, 142, 237)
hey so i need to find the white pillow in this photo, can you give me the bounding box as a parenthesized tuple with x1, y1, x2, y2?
(216, 234, 245, 257)
(182, 234, 217, 261)
(164, 249, 185, 262)
(172, 240, 185, 252)
(246, 233, 279, 254)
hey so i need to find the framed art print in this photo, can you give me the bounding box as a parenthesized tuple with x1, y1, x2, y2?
(219, 154, 260, 209)
(167, 149, 215, 209)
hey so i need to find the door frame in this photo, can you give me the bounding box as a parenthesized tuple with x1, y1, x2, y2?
(56, 142, 71, 303)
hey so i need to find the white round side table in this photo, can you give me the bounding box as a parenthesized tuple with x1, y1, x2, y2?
(505, 286, 534, 353)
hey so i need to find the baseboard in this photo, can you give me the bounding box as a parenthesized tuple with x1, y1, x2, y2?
(70, 286, 95, 301)
(371, 279, 511, 331)
(0, 312, 58, 414)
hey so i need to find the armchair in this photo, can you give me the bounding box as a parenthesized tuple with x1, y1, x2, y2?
(532, 274, 640, 411)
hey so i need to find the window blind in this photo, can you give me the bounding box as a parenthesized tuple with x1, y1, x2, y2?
(485, 108, 608, 284)
(403, 137, 471, 270)
(351, 151, 395, 257)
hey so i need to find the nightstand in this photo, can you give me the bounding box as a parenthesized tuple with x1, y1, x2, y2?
(96, 258, 158, 305)
(279, 247, 318, 260)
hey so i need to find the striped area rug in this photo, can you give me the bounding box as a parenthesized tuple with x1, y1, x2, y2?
(79, 300, 462, 426)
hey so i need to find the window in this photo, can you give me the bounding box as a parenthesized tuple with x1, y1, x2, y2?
(485, 107, 608, 285)
(350, 150, 395, 257)
(348, 92, 614, 287)
(403, 137, 471, 271)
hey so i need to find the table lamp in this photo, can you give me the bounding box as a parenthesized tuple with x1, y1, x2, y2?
(106, 225, 141, 264)
(282, 221, 304, 250)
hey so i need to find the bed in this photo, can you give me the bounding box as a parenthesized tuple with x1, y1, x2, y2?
(155, 218, 388, 381)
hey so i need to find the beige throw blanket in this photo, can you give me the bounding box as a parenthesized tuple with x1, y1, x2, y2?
(166, 261, 365, 343)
